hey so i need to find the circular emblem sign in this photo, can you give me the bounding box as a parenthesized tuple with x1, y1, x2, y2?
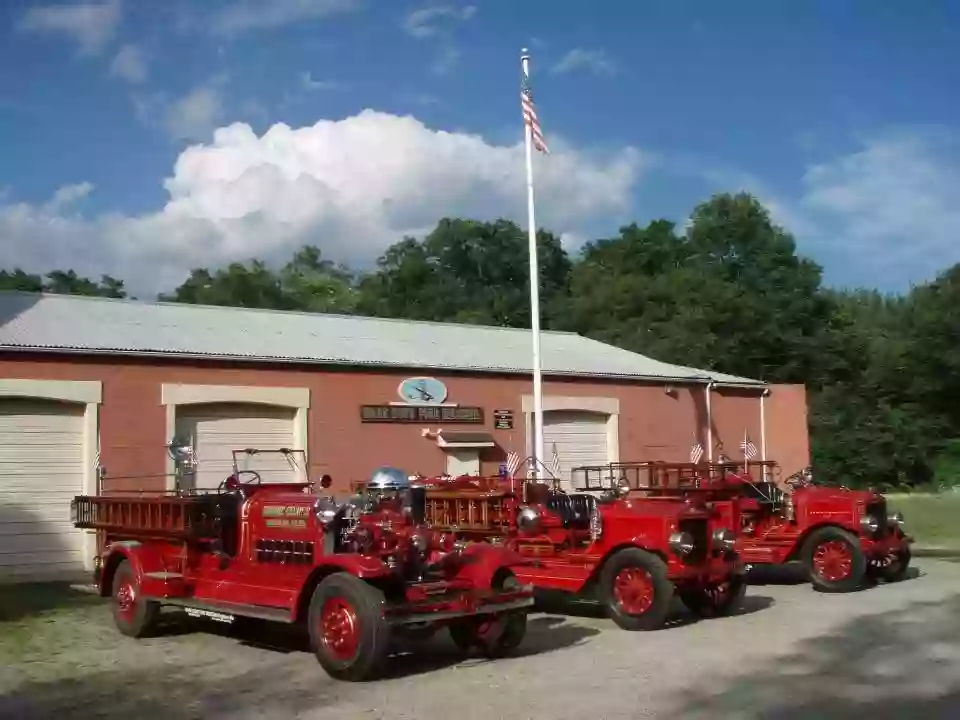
(397, 376, 448, 405)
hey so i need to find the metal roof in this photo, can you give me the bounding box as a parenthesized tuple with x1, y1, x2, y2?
(0, 292, 764, 387)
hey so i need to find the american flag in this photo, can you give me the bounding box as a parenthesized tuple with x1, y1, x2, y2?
(690, 442, 704, 464)
(549, 442, 562, 477)
(741, 434, 758, 460)
(505, 450, 522, 476)
(521, 64, 549, 154)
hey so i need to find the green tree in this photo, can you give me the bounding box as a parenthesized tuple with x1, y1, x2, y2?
(357, 218, 571, 328)
(562, 194, 831, 384)
(0, 268, 127, 297)
(160, 246, 358, 312)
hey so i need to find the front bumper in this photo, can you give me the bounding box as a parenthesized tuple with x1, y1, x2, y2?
(382, 586, 535, 626)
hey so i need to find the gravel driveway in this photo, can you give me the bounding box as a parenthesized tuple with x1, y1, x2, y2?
(2, 560, 959, 720)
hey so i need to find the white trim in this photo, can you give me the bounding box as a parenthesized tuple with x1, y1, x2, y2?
(521, 394, 620, 466)
(161, 384, 310, 490)
(760, 387, 770, 479)
(0, 378, 102, 573)
(705, 382, 715, 461)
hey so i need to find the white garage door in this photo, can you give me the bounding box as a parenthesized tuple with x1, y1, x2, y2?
(0, 399, 86, 582)
(175, 403, 300, 492)
(543, 410, 610, 491)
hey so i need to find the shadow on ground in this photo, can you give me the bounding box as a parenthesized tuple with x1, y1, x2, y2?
(0, 611, 599, 719)
(0, 582, 100, 623)
(674, 592, 960, 719)
(533, 588, 775, 626)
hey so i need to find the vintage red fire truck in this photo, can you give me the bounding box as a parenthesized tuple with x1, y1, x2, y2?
(387, 470, 747, 631)
(576, 460, 913, 593)
(71, 449, 535, 681)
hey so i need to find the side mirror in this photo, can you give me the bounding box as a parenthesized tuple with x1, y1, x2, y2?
(320, 474, 333, 489)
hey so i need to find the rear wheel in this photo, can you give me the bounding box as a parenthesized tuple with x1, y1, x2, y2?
(307, 573, 390, 681)
(679, 574, 746, 618)
(598, 548, 673, 631)
(804, 526, 866, 593)
(111, 559, 160, 638)
(448, 574, 528, 658)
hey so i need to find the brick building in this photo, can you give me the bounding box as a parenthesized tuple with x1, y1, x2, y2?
(0, 292, 809, 580)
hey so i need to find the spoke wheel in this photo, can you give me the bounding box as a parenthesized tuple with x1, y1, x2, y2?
(308, 573, 390, 681)
(679, 575, 746, 618)
(804, 526, 866, 593)
(598, 547, 673, 631)
(110, 559, 160, 638)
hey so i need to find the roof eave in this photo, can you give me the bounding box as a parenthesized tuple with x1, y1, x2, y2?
(0, 344, 767, 387)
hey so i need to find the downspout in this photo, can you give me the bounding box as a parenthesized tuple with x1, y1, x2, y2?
(705, 381, 715, 461)
(760, 387, 770, 479)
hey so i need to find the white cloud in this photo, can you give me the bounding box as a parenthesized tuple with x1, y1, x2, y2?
(19, 0, 122, 55)
(161, 86, 225, 142)
(213, 0, 361, 35)
(402, 4, 476, 38)
(109, 43, 147, 83)
(403, 4, 476, 75)
(551, 48, 617, 76)
(797, 128, 960, 285)
(0, 110, 646, 296)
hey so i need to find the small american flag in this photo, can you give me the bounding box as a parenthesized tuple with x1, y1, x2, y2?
(505, 450, 522, 476)
(549, 442, 562, 477)
(690, 442, 704, 464)
(521, 62, 549, 154)
(741, 434, 758, 460)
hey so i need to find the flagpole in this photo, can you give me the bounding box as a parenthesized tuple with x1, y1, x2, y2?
(521, 47, 545, 479)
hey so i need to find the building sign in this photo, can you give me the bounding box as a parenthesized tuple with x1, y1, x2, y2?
(397, 376, 448, 405)
(493, 409, 514, 430)
(361, 405, 484, 424)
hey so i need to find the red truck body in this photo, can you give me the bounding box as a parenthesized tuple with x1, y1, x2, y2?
(575, 460, 913, 593)
(72, 456, 535, 681)
(394, 473, 747, 631)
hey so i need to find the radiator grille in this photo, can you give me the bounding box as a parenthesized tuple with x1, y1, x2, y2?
(255, 539, 314, 565)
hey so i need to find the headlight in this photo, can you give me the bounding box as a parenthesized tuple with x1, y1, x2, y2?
(668, 531, 695, 556)
(711, 528, 737, 552)
(860, 514, 880, 535)
(517, 506, 543, 535)
(783, 493, 795, 520)
(887, 511, 905, 527)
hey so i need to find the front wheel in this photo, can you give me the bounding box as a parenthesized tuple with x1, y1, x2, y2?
(598, 548, 674, 631)
(307, 573, 390, 681)
(804, 527, 867, 593)
(111, 559, 160, 638)
(878, 545, 912, 583)
(679, 574, 746, 618)
(448, 575, 527, 658)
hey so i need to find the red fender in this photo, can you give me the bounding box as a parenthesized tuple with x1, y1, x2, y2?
(451, 542, 534, 588)
(98, 540, 169, 597)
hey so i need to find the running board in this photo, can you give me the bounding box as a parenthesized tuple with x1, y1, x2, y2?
(150, 597, 294, 624)
(385, 596, 534, 626)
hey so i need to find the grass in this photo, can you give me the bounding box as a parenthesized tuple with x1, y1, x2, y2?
(886, 491, 960, 548)
(0, 582, 101, 659)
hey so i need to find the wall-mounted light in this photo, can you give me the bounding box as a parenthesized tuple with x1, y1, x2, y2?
(663, 385, 676, 395)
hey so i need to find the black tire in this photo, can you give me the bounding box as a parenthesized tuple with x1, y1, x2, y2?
(803, 526, 867, 593)
(598, 548, 673, 631)
(679, 574, 746, 618)
(307, 573, 391, 681)
(448, 575, 528, 658)
(110, 559, 160, 638)
(880, 544, 912, 583)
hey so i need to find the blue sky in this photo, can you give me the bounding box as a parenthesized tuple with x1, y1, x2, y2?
(1, 0, 959, 295)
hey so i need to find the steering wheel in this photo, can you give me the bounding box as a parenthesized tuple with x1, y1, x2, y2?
(218, 469, 262, 494)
